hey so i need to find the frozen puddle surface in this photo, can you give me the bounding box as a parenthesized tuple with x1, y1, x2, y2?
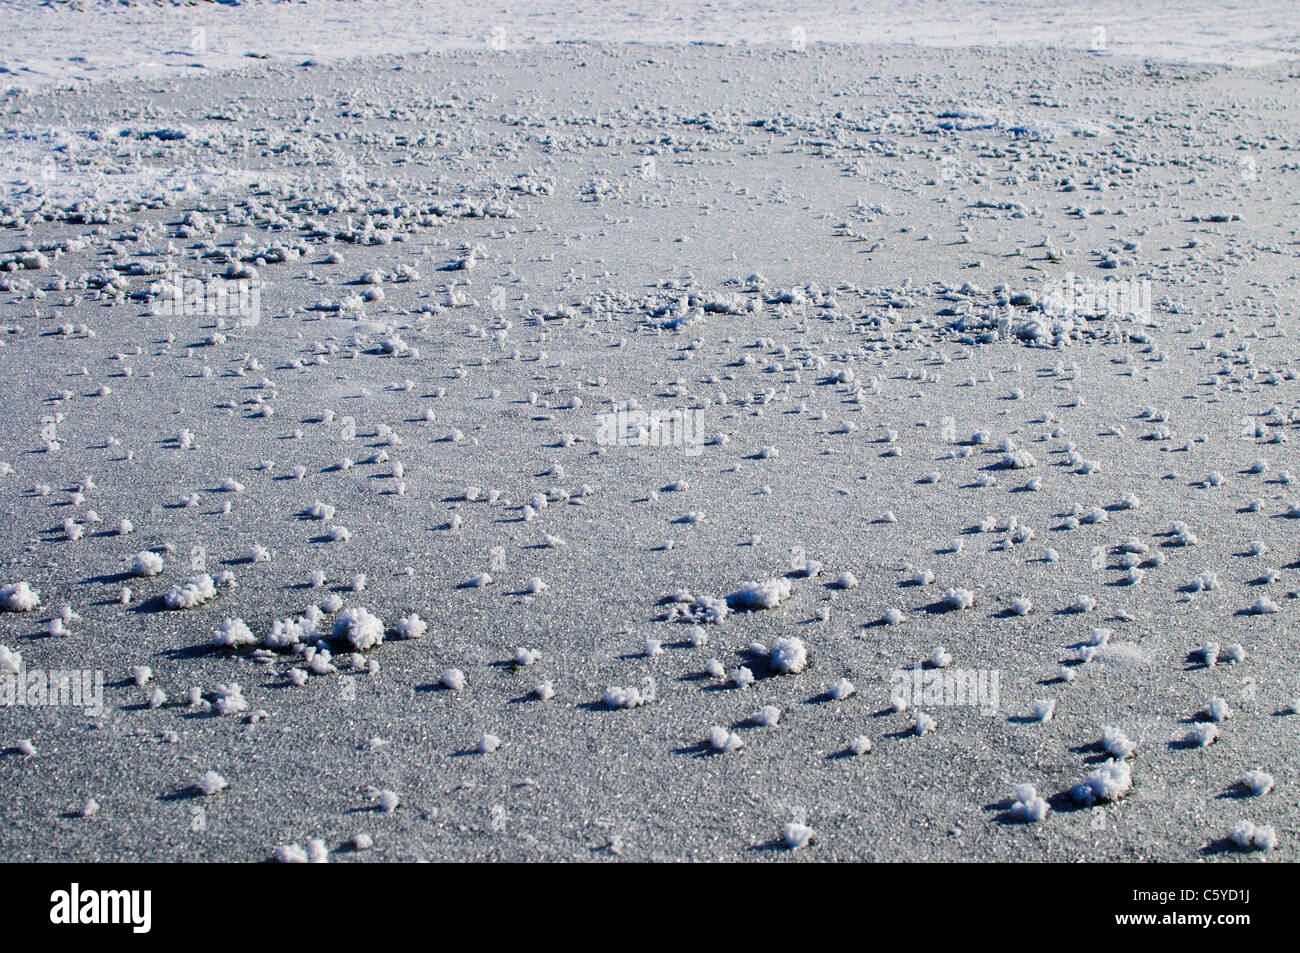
(2, 0, 1299, 92)
(0, 39, 1298, 860)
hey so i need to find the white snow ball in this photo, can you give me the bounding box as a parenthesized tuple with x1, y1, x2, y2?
(0, 582, 40, 612)
(396, 613, 427, 640)
(828, 677, 856, 700)
(197, 771, 228, 796)
(730, 666, 756, 690)
(1101, 726, 1136, 759)
(1241, 770, 1274, 797)
(0, 644, 22, 675)
(942, 587, 974, 610)
(163, 574, 217, 610)
(1009, 784, 1050, 823)
(783, 823, 814, 850)
(513, 646, 541, 667)
(604, 685, 647, 709)
(770, 636, 809, 675)
(707, 726, 744, 753)
(1072, 761, 1132, 805)
(1184, 723, 1218, 747)
(211, 618, 256, 649)
(728, 578, 793, 610)
(333, 606, 385, 651)
(131, 551, 164, 577)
